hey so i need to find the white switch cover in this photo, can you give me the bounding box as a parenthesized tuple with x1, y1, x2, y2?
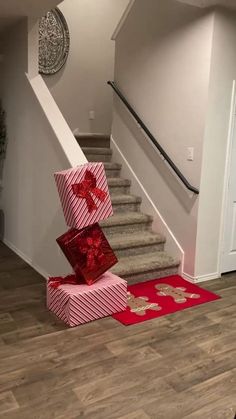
(89, 110, 95, 120)
(187, 147, 194, 161)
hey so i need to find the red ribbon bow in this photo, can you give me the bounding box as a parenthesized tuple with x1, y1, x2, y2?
(77, 230, 106, 270)
(48, 275, 78, 289)
(72, 170, 107, 213)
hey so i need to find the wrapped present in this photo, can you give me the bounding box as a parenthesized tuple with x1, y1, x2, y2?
(48, 274, 79, 289)
(47, 272, 127, 327)
(54, 162, 113, 229)
(56, 223, 118, 285)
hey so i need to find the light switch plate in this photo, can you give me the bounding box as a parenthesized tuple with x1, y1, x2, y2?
(187, 147, 194, 161)
(89, 110, 95, 120)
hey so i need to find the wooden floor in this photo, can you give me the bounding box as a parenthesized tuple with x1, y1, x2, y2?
(0, 242, 235, 419)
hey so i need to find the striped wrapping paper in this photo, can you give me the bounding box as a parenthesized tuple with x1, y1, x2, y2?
(47, 272, 127, 327)
(54, 162, 113, 229)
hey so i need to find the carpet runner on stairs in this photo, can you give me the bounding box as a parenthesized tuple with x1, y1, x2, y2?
(76, 133, 180, 284)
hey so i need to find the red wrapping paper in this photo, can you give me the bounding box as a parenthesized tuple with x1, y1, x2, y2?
(48, 275, 79, 288)
(56, 223, 118, 285)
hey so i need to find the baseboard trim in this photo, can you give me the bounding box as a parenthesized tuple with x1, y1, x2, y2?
(182, 271, 220, 283)
(3, 238, 49, 280)
(3, 238, 221, 285)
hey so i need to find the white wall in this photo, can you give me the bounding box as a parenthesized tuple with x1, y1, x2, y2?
(1, 18, 87, 277)
(195, 8, 236, 278)
(44, 0, 129, 134)
(112, 0, 214, 277)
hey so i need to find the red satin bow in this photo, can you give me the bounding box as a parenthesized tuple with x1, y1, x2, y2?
(48, 275, 78, 289)
(72, 170, 107, 213)
(78, 230, 106, 270)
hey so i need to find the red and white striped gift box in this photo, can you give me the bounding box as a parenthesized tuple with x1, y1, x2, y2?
(47, 272, 127, 327)
(54, 162, 113, 229)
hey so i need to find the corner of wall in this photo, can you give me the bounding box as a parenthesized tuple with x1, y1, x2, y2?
(194, 8, 236, 280)
(111, 0, 136, 40)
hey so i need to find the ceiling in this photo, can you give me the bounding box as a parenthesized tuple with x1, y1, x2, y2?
(0, 1, 63, 37)
(0, 0, 63, 18)
(0, 0, 235, 36)
(177, 0, 236, 10)
(0, 17, 19, 34)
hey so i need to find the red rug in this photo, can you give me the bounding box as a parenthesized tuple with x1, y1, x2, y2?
(112, 275, 220, 326)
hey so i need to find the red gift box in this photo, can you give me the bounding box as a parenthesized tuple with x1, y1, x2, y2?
(56, 223, 118, 285)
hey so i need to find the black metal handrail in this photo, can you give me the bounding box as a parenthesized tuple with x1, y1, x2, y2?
(108, 81, 199, 195)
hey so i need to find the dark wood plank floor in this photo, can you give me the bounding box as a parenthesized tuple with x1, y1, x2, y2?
(0, 242, 235, 419)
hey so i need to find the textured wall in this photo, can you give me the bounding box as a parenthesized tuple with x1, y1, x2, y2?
(196, 9, 236, 277)
(44, 0, 129, 134)
(112, 0, 214, 276)
(0, 18, 86, 277)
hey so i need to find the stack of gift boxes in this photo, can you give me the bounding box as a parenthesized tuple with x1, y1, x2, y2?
(47, 162, 127, 327)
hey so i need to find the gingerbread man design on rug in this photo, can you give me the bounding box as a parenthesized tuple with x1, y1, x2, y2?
(155, 284, 200, 304)
(127, 292, 162, 316)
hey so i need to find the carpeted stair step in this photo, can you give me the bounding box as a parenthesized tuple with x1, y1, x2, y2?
(82, 147, 112, 162)
(107, 178, 131, 195)
(111, 194, 142, 213)
(111, 251, 179, 285)
(103, 162, 122, 178)
(106, 231, 166, 257)
(100, 212, 153, 235)
(76, 132, 181, 283)
(76, 133, 110, 148)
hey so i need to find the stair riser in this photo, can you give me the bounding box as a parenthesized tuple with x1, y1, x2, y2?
(112, 202, 141, 213)
(112, 266, 179, 285)
(85, 154, 112, 163)
(77, 138, 110, 148)
(114, 242, 165, 258)
(105, 169, 121, 178)
(109, 185, 130, 195)
(101, 222, 152, 235)
(76, 141, 178, 282)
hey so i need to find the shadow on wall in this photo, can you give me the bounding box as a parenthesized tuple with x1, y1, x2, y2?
(31, 206, 71, 277)
(0, 208, 4, 240)
(116, 100, 198, 213)
(43, 64, 67, 90)
(0, 158, 5, 240)
(0, 101, 7, 241)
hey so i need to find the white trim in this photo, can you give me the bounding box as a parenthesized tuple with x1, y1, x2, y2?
(111, 134, 184, 272)
(218, 80, 236, 274)
(3, 238, 49, 280)
(111, 0, 136, 41)
(27, 73, 87, 168)
(182, 271, 220, 283)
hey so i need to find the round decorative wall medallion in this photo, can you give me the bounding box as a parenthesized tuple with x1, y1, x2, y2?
(39, 8, 70, 75)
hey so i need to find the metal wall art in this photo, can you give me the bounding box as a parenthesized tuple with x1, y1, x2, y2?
(39, 8, 70, 75)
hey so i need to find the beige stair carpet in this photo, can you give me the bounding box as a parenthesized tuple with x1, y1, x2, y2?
(76, 134, 179, 284)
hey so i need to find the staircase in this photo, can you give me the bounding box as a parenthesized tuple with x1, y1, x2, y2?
(76, 133, 180, 284)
